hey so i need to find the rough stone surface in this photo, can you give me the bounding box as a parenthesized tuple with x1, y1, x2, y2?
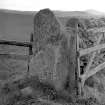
(33, 9, 61, 53)
(30, 37, 70, 92)
(30, 9, 76, 94)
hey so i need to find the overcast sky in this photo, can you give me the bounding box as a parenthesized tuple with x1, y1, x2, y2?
(0, 0, 105, 13)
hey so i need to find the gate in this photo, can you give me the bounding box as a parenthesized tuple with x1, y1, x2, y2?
(76, 26, 105, 96)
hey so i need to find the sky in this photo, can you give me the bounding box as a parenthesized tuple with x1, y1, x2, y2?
(0, 0, 105, 13)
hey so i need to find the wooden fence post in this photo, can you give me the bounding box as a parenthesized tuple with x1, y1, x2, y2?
(27, 33, 33, 77)
(68, 25, 78, 96)
(76, 24, 81, 96)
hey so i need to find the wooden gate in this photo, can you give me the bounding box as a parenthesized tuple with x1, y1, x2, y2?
(76, 26, 105, 96)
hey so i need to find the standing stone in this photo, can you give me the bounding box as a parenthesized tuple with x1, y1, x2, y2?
(30, 9, 77, 97)
(33, 8, 61, 53)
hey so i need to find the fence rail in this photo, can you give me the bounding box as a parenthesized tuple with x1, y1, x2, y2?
(0, 40, 32, 47)
(79, 43, 105, 56)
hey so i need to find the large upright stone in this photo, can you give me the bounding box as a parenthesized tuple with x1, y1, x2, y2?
(31, 9, 68, 90)
(33, 8, 61, 53)
(30, 9, 77, 97)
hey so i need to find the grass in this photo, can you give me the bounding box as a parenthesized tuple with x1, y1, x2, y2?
(0, 75, 101, 105)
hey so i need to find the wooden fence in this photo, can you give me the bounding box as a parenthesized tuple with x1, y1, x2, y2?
(0, 33, 33, 75)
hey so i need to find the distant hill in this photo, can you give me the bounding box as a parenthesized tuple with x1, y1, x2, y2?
(0, 9, 105, 42)
(0, 9, 35, 15)
(0, 9, 34, 41)
(0, 9, 105, 17)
